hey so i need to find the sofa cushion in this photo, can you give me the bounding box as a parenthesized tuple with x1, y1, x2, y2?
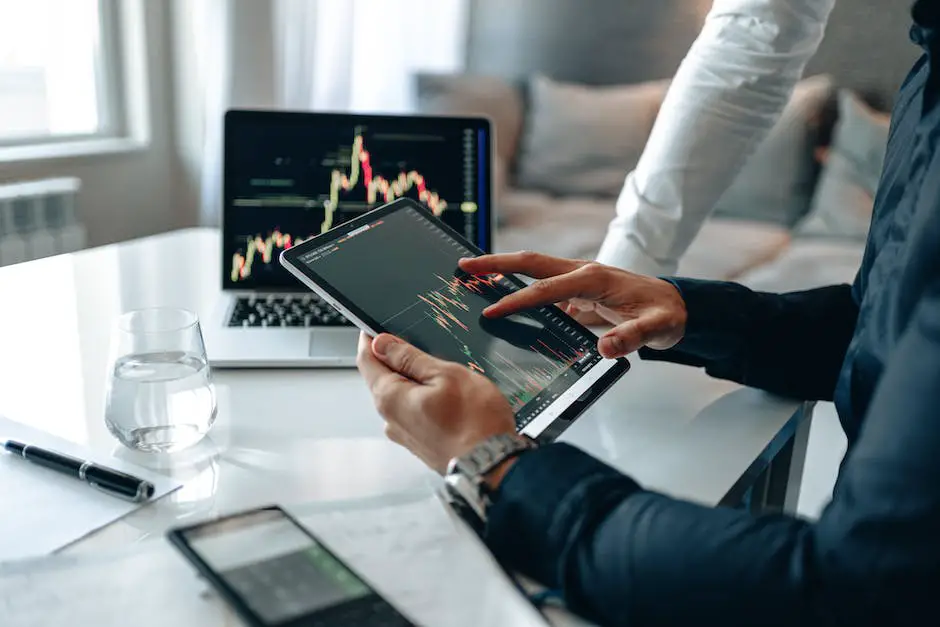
(514, 75, 669, 197)
(494, 190, 618, 260)
(413, 73, 524, 165)
(825, 90, 891, 180)
(736, 239, 864, 292)
(413, 73, 523, 225)
(496, 189, 790, 281)
(713, 75, 836, 227)
(795, 89, 890, 240)
(675, 219, 791, 281)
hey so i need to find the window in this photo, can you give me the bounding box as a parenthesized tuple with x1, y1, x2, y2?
(0, 0, 122, 147)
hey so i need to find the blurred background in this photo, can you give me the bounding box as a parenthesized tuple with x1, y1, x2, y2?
(0, 0, 919, 518)
(0, 0, 914, 250)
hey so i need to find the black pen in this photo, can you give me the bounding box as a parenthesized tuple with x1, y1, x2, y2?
(2, 439, 156, 502)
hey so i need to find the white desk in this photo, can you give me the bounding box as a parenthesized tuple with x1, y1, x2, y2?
(0, 229, 812, 625)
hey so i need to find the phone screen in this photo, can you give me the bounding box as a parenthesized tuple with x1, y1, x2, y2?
(181, 508, 387, 625)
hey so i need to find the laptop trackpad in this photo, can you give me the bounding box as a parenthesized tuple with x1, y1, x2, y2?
(309, 329, 358, 358)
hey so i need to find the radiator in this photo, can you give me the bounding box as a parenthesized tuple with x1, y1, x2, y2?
(0, 177, 86, 267)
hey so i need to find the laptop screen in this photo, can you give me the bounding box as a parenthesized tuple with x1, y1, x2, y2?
(223, 110, 493, 291)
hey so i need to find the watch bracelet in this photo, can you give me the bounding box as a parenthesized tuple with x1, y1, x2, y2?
(457, 433, 538, 480)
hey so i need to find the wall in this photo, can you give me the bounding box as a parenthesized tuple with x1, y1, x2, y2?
(466, 0, 917, 102)
(0, 1, 188, 248)
(0, 0, 919, 250)
(465, 0, 711, 84)
(805, 0, 920, 108)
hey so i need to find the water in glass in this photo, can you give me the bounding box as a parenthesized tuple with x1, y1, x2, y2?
(104, 308, 216, 452)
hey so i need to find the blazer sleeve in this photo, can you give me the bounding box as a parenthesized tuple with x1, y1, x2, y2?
(484, 281, 940, 626)
(638, 277, 859, 401)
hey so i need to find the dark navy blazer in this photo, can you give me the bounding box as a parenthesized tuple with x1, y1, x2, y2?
(484, 3, 940, 625)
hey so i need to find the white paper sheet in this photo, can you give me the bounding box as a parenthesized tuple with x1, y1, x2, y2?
(0, 416, 182, 562)
(296, 495, 550, 626)
(0, 492, 552, 626)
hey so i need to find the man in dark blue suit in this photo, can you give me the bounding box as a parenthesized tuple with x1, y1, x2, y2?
(357, 2, 940, 625)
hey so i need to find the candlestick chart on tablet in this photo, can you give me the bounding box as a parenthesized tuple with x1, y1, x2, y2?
(297, 205, 605, 427)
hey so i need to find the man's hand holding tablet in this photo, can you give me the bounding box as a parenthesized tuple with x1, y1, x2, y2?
(460, 252, 688, 358)
(280, 198, 632, 444)
(353, 248, 690, 488)
(355, 332, 517, 476)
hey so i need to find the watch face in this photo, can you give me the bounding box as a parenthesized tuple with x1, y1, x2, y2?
(443, 435, 538, 532)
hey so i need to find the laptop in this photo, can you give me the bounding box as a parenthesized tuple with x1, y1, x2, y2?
(204, 110, 495, 368)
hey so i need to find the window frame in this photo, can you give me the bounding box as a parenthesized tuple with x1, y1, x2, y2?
(0, 0, 141, 157)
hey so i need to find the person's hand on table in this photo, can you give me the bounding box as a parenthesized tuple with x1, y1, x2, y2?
(356, 333, 516, 482)
(459, 252, 688, 359)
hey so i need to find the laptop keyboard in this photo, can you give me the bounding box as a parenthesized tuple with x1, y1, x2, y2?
(227, 295, 354, 328)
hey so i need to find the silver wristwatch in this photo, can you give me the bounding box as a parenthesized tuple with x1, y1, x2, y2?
(443, 433, 538, 526)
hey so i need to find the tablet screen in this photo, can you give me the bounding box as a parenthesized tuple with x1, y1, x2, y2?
(288, 201, 626, 437)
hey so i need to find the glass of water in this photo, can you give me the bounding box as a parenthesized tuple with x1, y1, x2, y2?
(104, 308, 217, 452)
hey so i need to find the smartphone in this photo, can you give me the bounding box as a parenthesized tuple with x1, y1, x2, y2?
(167, 505, 414, 626)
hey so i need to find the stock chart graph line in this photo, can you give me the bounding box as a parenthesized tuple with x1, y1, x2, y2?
(532, 347, 562, 369)
(383, 273, 502, 335)
(379, 270, 589, 413)
(323, 134, 461, 232)
(459, 341, 546, 412)
(494, 352, 545, 390)
(535, 339, 583, 364)
(424, 273, 503, 331)
(494, 351, 562, 411)
(231, 229, 308, 282)
(418, 293, 470, 332)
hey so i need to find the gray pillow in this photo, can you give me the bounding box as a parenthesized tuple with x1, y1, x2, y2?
(514, 74, 669, 197)
(713, 74, 836, 226)
(795, 89, 890, 239)
(412, 73, 524, 227)
(413, 73, 524, 165)
(826, 88, 890, 190)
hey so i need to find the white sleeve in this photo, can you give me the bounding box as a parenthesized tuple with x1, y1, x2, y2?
(595, 0, 836, 276)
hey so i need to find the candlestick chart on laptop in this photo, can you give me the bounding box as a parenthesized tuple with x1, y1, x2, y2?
(224, 115, 488, 290)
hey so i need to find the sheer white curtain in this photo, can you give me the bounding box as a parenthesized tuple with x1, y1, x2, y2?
(191, 0, 470, 225)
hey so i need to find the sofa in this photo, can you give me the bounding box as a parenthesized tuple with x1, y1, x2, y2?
(412, 71, 888, 290)
(412, 71, 892, 517)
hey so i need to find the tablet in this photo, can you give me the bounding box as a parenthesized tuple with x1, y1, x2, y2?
(280, 198, 629, 442)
